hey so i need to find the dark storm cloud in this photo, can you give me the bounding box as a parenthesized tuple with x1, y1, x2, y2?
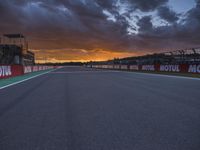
(0, 0, 125, 50)
(127, 0, 168, 11)
(134, 0, 200, 50)
(196, 0, 200, 6)
(0, 0, 199, 54)
(95, 0, 117, 9)
(137, 16, 153, 34)
(157, 6, 179, 23)
(179, 0, 200, 43)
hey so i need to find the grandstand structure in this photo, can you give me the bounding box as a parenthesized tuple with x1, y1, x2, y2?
(89, 48, 200, 66)
(0, 34, 35, 65)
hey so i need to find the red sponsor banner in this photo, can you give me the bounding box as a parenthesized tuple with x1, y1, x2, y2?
(0, 65, 12, 79)
(90, 64, 200, 74)
(120, 65, 128, 70)
(0, 65, 57, 79)
(107, 65, 114, 69)
(23, 66, 55, 74)
(24, 66, 33, 74)
(12, 65, 24, 76)
(141, 65, 155, 71)
(158, 64, 200, 73)
(114, 65, 120, 69)
(159, 65, 180, 72)
(129, 65, 139, 70)
(0, 65, 23, 79)
(188, 64, 200, 74)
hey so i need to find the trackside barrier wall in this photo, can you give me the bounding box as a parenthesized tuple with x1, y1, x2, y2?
(0, 65, 24, 79)
(89, 64, 200, 74)
(23, 66, 55, 74)
(0, 65, 59, 79)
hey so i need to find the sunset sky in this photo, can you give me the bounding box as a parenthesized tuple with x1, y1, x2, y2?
(0, 0, 200, 62)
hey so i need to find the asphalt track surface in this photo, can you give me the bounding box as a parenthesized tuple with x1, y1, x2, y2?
(0, 67, 200, 150)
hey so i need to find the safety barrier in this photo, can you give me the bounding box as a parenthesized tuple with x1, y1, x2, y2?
(0, 65, 23, 79)
(23, 66, 55, 74)
(89, 64, 200, 74)
(0, 65, 58, 79)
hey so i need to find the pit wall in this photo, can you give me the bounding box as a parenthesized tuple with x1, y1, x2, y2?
(89, 64, 200, 74)
(0, 65, 59, 79)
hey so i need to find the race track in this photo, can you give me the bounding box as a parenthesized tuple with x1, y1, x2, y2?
(0, 67, 200, 150)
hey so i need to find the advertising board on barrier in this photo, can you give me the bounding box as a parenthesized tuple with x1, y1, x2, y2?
(114, 65, 120, 69)
(141, 65, 155, 71)
(0, 66, 12, 78)
(129, 65, 139, 70)
(160, 65, 180, 72)
(121, 65, 128, 70)
(33, 66, 39, 72)
(108, 65, 114, 69)
(188, 65, 200, 73)
(23, 66, 55, 74)
(24, 66, 32, 74)
(89, 64, 200, 74)
(0, 65, 57, 79)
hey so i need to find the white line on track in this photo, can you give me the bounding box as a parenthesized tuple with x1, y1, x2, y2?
(119, 70, 200, 81)
(51, 69, 200, 80)
(0, 69, 56, 90)
(50, 71, 121, 74)
(1, 67, 199, 90)
(79, 68, 200, 81)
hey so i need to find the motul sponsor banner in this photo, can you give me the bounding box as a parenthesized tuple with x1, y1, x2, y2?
(157, 64, 200, 73)
(90, 64, 200, 74)
(121, 65, 128, 70)
(160, 65, 180, 72)
(0, 66, 12, 78)
(100, 65, 107, 69)
(188, 65, 200, 73)
(141, 65, 155, 71)
(24, 66, 32, 74)
(114, 65, 120, 69)
(33, 66, 39, 72)
(129, 65, 139, 70)
(23, 66, 55, 74)
(107, 65, 114, 69)
(0, 65, 23, 79)
(0, 65, 56, 79)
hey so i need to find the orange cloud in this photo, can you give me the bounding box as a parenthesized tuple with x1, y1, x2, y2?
(31, 49, 144, 63)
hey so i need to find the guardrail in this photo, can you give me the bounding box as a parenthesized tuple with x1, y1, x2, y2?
(0, 65, 59, 79)
(87, 64, 200, 74)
